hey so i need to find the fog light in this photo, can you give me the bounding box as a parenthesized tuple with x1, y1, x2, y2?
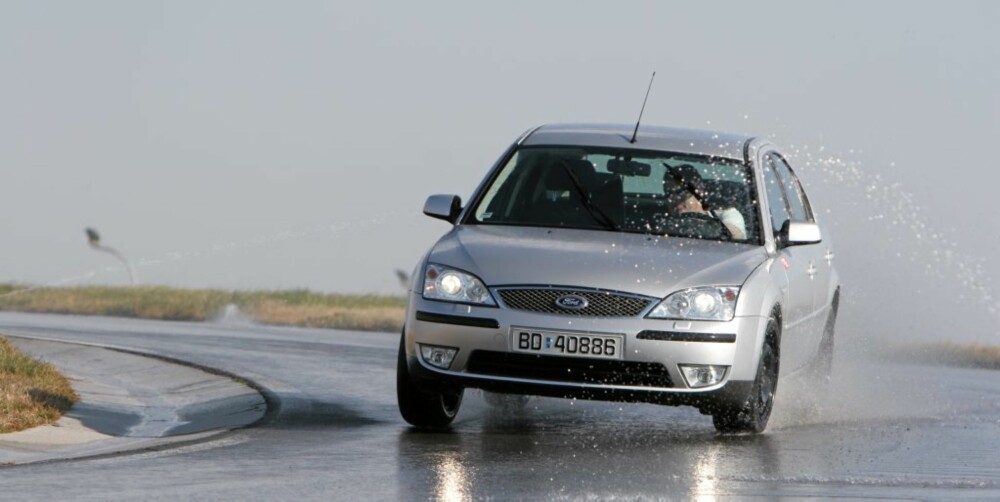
(679, 364, 729, 388)
(419, 344, 458, 369)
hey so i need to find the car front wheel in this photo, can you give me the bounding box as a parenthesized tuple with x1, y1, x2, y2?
(396, 332, 463, 428)
(712, 315, 780, 434)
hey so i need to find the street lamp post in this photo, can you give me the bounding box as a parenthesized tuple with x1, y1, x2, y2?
(85, 227, 137, 285)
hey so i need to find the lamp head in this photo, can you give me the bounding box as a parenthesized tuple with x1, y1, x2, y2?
(85, 228, 100, 246)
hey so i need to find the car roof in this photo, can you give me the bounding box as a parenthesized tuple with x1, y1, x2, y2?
(520, 123, 755, 162)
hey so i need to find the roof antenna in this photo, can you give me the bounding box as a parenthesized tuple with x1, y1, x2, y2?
(629, 71, 656, 144)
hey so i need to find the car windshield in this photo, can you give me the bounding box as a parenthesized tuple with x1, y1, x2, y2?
(469, 146, 760, 243)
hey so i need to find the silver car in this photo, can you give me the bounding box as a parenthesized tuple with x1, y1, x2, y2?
(397, 123, 839, 433)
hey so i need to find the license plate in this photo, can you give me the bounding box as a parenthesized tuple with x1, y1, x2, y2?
(510, 328, 624, 360)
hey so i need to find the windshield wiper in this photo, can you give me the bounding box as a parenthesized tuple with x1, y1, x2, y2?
(561, 162, 620, 232)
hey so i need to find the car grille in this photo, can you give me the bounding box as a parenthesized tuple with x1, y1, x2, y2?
(466, 351, 673, 388)
(496, 288, 652, 317)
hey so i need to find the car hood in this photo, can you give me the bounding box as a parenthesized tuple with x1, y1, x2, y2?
(426, 225, 767, 298)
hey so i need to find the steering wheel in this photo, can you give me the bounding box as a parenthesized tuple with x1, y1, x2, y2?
(663, 212, 733, 241)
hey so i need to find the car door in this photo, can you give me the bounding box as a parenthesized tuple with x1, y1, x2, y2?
(761, 152, 815, 371)
(770, 152, 828, 362)
(772, 153, 833, 356)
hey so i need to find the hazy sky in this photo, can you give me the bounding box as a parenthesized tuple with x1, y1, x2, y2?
(1, 1, 998, 339)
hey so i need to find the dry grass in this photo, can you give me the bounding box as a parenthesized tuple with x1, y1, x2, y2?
(918, 342, 1000, 371)
(0, 335, 78, 433)
(244, 301, 404, 332)
(0, 284, 406, 332)
(0, 285, 232, 321)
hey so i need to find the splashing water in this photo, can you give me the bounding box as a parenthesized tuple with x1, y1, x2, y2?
(765, 144, 1000, 428)
(212, 303, 255, 326)
(783, 144, 999, 341)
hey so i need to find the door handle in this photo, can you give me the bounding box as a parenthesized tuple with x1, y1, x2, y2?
(807, 263, 817, 279)
(824, 249, 835, 266)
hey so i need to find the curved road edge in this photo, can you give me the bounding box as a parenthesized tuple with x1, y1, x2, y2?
(0, 334, 270, 466)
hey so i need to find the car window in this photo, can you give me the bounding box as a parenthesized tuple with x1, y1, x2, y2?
(474, 151, 520, 221)
(770, 153, 813, 223)
(762, 155, 791, 236)
(587, 153, 667, 194)
(468, 146, 761, 244)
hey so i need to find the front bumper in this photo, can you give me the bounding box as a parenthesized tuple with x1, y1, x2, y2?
(404, 292, 768, 409)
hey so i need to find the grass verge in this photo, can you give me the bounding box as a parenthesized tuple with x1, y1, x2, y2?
(0, 284, 406, 333)
(914, 342, 1000, 371)
(0, 335, 78, 433)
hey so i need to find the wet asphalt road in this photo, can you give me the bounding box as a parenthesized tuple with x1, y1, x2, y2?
(0, 312, 998, 500)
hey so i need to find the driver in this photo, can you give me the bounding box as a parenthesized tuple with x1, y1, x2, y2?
(665, 165, 747, 240)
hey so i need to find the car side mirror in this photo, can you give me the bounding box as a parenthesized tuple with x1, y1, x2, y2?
(423, 194, 462, 223)
(778, 221, 822, 247)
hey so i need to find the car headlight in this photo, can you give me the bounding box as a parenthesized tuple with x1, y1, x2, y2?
(647, 286, 739, 321)
(422, 264, 496, 306)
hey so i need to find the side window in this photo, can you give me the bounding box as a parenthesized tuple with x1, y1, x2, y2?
(762, 155, 790, 236)
(770, 154, 813, 222)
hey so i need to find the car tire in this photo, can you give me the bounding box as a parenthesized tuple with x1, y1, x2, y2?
(396, 332, 463, 428)
(712, 315, 780, 434)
